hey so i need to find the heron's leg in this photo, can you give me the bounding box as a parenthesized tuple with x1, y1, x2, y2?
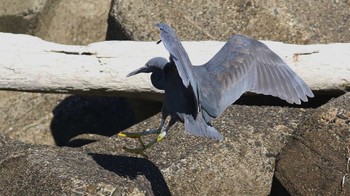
(155, 116, 176, 143)
(144, 117, 166, 135)
(121, 116, 177, 158)
(150, 107, 170, 134)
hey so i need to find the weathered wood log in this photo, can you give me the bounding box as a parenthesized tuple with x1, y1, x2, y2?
(0, 32, 349, 100)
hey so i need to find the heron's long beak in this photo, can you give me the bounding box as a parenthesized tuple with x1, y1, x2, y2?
(127, 66, 151, 77)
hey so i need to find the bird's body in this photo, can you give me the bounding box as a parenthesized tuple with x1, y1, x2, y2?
(163, 64, 196, 122)
(120, 23, 314, 155)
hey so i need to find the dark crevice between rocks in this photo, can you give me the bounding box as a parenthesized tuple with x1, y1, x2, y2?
(269, 175, 290, 196)
(235, 93, 341, 108)
(89, 153, 171, 196)
(105, 15, 131, 40)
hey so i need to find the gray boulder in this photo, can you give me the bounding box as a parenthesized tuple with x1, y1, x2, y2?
(0, 135, 162, 195)
(0, 0, 110, 44)
(109, 0, 350, 43)
(0, 91, 65, 146)
(34, 0, 111, 44)
(84, 104, 312, 195)
(275, 93, 350, 195)
(0, 0, 46, 34)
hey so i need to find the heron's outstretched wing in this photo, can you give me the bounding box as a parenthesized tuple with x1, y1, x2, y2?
(194, 34, 314, 118)
(156, 23, 200, 106)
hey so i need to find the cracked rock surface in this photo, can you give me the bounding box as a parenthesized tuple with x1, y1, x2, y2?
(275, 93, 350, 195)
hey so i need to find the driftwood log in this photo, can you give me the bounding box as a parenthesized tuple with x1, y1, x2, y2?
(0, 32, 349, 100)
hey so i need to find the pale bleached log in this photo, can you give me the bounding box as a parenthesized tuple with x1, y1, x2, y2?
(0, 32, 349, 100)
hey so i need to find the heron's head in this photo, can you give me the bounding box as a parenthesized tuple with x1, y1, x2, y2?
(127, 57, 168, 77)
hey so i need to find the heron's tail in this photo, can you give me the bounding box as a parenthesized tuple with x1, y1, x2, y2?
(183, 113, 223, 140)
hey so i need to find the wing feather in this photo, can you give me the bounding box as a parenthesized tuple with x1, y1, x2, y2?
(194, 34, 314, 118)
(279, 67, 301, 104)
(156, 23, 200, 107)
(269, 67, 288, 100)
(156, 23, 192, 87)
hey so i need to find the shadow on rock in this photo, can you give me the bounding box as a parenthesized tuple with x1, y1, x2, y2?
(235, 93, 336, 108)
(269, 175, 291, 196)
(50, 95, 137, 147)
(89, 153, 171, 196)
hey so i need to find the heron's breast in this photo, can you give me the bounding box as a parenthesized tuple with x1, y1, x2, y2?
(163, 71, 196, 115)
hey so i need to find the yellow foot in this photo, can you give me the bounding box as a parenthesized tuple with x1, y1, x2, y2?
(117, 129, 160, 138)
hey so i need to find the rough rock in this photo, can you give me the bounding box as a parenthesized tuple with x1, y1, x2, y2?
(84, 104, 312, 195)
(0, 91, 143, 147)
(109, 0, 350, 44)
(34, 0, 111, 45)
(0, 0, 110, 45)
(275, 93, 350, 195)
(0, 91, 65, 146)
(0, 135, 161, 195)
(0, 0, 47, 34)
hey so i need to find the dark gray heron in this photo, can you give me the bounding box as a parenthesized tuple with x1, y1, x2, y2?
(118, 23, 314, 157)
